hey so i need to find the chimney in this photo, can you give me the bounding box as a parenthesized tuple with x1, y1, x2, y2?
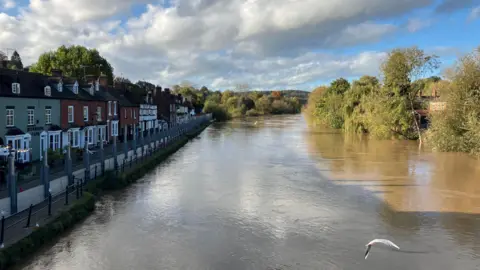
(85, 74, 96, 85)
(99, 73, 108, 87)
(51, 69, 63, 77)
(154, 86, 162, 97)
(165, 88, 170, 95)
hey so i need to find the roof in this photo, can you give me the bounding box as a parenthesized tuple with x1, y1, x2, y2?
(0, 68, 113, 102)
(107, 88, 138, 107)
(0, 68, 64, 99)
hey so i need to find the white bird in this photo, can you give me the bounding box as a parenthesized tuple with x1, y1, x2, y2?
(364, 239, 400, 259)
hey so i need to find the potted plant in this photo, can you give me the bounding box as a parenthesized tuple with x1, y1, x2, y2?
(47, 149, 62, 167)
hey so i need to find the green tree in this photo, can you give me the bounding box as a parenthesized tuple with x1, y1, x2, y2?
(329, 78, 350, 95)
(8, 51, 23, 70)
(427, 47, 480, 155)
(29, 45, 114, 84)
(0, 51, 6, 68)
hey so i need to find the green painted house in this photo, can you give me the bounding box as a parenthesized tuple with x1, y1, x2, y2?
(0, 68, 62, 163)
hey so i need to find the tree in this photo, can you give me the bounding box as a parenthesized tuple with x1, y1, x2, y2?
(271, 91, 282, 99)
(329, 78, 350, 95)
(8, 51, 23, 70)
(379, 47, 440, 142)
(29, 45, 114, 84)
(114, 76, 131, 84)
(426, 47, 480, 155)
(136, 80, 155, 91)
(0, 51, 6, 68)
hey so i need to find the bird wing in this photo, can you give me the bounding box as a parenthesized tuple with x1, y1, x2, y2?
(367, 239, 400, 250)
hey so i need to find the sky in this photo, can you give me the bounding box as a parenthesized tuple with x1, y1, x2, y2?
(0, 0, 479, 91)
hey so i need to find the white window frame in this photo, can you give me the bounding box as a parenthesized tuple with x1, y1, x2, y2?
(134, 110, 136, 119)
(44, 86, 51, 97)
(57, 81, 63, 92)
(12, 83, 20, 94)
(73, 81, 79, 94)
(27, 108, 35, 126)
(6, 109, 14, 127)
(83, 106, 89, 122)
(68, 106, 74, 123)
(68, 128, 80, 148)
(87, 128, 94, 144)
(48, 131, 61, 150)
(45, 108, 52, 124)
(113, 101, 117, 115)
(111, 121, 119, 137)
(97, 106, 102, 121)
(108, 101, 112, 116)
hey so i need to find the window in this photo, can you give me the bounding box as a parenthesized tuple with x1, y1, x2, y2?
(12, 83, 20, 94)
(68, 106, 74, 123)
(49, 132, 61, 150)
(95, 80, 100, 91)
(6, 109, 14, 127)
(97, 106, 102, 121)
(98, 126, 106, 142)
(130, 109, 133, 118)
(88, 128, 94, 144)
(57, 81, 63, 92)
(133, 110, 136, 119)
(73, 81, 79, 94)
(45, 108, 52, 124)
(44, 86, 51, 97)
(113, 101, 117, 115)
(124, 108, 127, 119)
(83, 106, 88, 122)
(108, 101, 112, 116)
(111, 121, 119, 136)
(27, 108, 35, 126)
(69, 129, 80, 147)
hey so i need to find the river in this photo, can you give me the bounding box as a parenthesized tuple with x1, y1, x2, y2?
(17, 115, 480, 270)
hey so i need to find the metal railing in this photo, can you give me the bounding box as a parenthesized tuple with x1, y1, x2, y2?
(0, 116, 211, 248)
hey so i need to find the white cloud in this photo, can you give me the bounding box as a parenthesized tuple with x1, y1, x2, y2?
(468, 6, 480, 21)
(0, 0, 435, 90)
(406, 18, 432, 32)
(2, 0, 15, 9)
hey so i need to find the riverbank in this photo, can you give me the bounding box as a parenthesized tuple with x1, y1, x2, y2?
(0, 121, 211, 270)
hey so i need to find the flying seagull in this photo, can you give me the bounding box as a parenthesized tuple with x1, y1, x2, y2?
(365, 239, 400, 259)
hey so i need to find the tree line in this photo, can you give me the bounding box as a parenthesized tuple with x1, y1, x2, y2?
(305, 46, 480, 156)
(1, 45, 302, 121)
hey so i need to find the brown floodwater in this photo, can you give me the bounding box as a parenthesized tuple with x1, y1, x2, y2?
(17, 115, 480, 270)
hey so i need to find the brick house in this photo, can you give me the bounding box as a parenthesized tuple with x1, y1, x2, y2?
(153, 87, 177, 128)
(49, 70, 109, 149)
(108, 84, 139, 141)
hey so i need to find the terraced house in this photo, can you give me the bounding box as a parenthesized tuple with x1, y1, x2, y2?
(47, 70, 121, 150)
(0, 68, 62, 163)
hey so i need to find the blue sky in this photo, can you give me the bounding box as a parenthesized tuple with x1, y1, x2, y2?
(0, 0, 479, 91)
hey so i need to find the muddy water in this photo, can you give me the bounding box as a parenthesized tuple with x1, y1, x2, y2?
(17, 115, 480, 270)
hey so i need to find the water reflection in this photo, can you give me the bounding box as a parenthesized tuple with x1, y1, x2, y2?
(16, 115, 480, 270)
(305, 123, 480, 215)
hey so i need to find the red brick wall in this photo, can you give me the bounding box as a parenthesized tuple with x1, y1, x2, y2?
(60, 100, 106, 129)
(119, 106, 139, 128)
